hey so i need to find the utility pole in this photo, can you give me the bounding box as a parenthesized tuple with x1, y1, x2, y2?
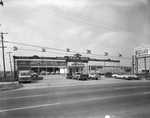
(1, 32, 8, 79)
(6, 52, 12, 74)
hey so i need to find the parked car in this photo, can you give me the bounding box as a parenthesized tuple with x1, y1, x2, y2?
(112, 74, 119, 78)
(89, 73, 100, 80)
(18, 70, 32, 83)
(56, 71, 60, 74)
(31, 71, 38, 77)
(51, 71, 56, 74)
(46, 71, 51, 75)
(72, 72, 89, 80)
(40, 71, 46, 75)
(115, 74, 140, 80)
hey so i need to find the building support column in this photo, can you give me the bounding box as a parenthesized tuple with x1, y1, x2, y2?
(144, 57, 147, 79)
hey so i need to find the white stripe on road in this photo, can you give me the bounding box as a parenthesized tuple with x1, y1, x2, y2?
(0, 103, 60, 113)
(143, 92, 150, 94)
(115, 86, 138, 89)
(0, 92, 149, 113)
(0, 94, 50, 101)
(0, 85, 148, 101)
(0, 89, 110, 101)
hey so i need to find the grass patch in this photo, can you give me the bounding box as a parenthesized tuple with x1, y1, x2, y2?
(0, 83, 23, 91)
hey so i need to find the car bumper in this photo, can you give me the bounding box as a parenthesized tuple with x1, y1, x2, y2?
(19, 77, 31, 82)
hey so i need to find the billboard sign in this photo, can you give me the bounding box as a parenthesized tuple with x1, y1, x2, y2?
(134, 45, 150, 57)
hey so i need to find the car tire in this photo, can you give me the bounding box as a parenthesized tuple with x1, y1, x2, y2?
(123, 77, 127, 80)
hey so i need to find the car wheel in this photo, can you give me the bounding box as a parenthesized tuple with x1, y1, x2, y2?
(123, 77, 126, 80)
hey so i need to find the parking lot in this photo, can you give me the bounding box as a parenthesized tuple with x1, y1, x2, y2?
(19, 74, 149, 90)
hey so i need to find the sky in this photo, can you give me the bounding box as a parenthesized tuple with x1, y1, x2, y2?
(0, 0, 150, 71)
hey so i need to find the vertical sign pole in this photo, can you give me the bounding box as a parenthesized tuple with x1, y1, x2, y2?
(144, 57, 147, 79)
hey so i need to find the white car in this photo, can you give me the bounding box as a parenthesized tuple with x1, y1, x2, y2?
(18, 70, 32, 83)
(89, 73, 100, 80)
(45, 71, 51, 75)
(115, 74, 139, 80)
(112, 74, 119, 78)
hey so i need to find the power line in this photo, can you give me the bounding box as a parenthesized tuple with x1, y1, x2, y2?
(2, 2, 149, 51)
(7, 47, 74, 56)
(4, 41, 132, 60)
(3, 29, 132, 50)
(6, 1, 150, 39)
(24, 1, 150, 38)
(34, 1, 150, 36)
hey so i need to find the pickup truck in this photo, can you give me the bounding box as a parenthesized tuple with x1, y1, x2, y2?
(72, 72, 89, 80)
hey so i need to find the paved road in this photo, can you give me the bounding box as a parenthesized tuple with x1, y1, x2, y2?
(0, 82, 150, 118)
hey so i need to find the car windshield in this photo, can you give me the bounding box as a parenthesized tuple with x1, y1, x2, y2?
(20, 72, 30, 76)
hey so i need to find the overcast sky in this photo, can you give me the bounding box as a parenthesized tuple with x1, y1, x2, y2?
(0, 0, 150, 70)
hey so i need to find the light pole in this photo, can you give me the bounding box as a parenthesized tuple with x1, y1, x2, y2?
(6, 52, 12, 74)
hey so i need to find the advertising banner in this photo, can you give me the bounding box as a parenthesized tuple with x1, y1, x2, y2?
(134, 45, 150, 57)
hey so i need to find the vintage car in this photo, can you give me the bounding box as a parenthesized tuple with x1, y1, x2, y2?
(114, 74, 140, 80)
(30, 71, 38, 77)
(89, 73, 101, 80)
(72, 72, 89, 80)
(18, 70, 32, 83)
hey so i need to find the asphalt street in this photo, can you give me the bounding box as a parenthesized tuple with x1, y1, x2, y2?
(0, 82, 150, 118)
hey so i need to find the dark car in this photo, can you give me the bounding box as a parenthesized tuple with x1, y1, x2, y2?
(72, 72, 89, 80)
(31, 71, 38, 77)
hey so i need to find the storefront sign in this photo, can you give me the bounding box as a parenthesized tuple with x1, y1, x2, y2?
(66, 56, 89, 62)
(17, 61, 67, 66)
(68, 62, 86, 67)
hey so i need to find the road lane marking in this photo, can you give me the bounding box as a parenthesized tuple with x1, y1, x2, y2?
(0, 94, 50, 101)
(143, 92, 150, 94)
(115, 86, 138, 89)
(0, 92, 148, 113)
(0, 103, 60, 113)
(0, 89, 110, 101)
(1, 85, 149, 101)
(65, 93, 144, 104)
